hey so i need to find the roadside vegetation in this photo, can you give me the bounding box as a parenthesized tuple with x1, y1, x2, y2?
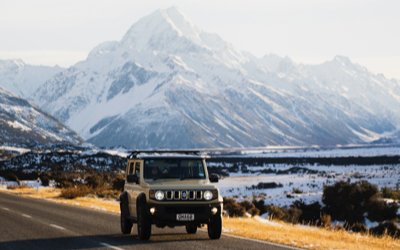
(3, 170, 125, 200)
(222, 217, 399, 250)
(1, 177, 400, 249)
(224, 180, 400, 239)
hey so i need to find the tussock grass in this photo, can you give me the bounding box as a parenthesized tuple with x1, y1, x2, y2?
(60, 186, 93, 199)
(60, 186, 120, 200)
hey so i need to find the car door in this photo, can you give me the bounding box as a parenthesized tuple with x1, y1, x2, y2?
(127, 160, 143, 217)
(125, 160, 136, 215)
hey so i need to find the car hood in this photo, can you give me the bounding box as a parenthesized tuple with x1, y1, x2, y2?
(142, 179, 217, 190)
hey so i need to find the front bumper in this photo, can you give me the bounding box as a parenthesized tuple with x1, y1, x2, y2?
(144, 203, 222, 226)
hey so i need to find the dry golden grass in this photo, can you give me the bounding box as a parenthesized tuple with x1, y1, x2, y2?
(1, 187, 399, 249)
(0, 186, 120, 213)
(222, 217, 400, 250)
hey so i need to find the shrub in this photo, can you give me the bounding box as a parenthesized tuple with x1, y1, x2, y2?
(85, 175, 103, 189)
(370, 221, 400, 238)
(381, 186, 400, 200)
(322, 180, 379, 224)
(292, 188, 303, 194)
(366, 197, 399, 222)
(112, 174, 125, 191)
(53, 173, 76, 188)
(293, 200, 321, 224)
(41, 176, 50, 187)
(351, 222, 368, 234)
(54, 179, 74, 188)
(60, 186, 93, 199)
(265, 205, 285, 220)
(252, 198, 267, 215)
(281, 206, 302, 224)
(223, 198, 246, 217)
(7, 173, 22, 187)
(264, 205, 302, 224)
(239, 200, 260, 216)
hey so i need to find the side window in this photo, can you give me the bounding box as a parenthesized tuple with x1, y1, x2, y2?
(135, 162, 141, 182)
(129, 162, 134, 175)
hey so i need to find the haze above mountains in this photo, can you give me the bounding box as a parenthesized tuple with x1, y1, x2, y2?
(1, 7, 400, 148)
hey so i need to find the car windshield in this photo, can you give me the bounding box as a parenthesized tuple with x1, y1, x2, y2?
(144, 159, 206, 180)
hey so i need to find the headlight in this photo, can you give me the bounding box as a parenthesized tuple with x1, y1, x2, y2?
(203, 190, 213, 200)
(155, 190, 164, 200)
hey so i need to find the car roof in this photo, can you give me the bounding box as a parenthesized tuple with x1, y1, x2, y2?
(127, 150, 207, 160)
(138, 155, 205, 160)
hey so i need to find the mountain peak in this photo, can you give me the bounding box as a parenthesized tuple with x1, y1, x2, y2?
(0, 58, 25, 71)
(162, 6, 201, 36)
(333, 55, 352, 65)
(118, 6, 203, 52)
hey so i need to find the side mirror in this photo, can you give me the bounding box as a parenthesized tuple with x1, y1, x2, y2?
(209, 173, 219, 183)
(127, 174, 138, 184)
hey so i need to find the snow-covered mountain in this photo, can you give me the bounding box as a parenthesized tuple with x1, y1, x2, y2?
(0, 86, 83, 145)
(0, 59, 63, 98)
(29, 7, 400, 149)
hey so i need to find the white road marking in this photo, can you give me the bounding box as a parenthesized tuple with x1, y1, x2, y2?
(49, 224, 65, 230)
(2, 207, 9, 211)
(22, 214, 32, 218)
(100, 242, 125, 250)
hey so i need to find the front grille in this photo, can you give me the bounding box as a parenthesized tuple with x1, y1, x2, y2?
(189, 190, 195, 200)
(164, 190, 205, 201)
(196, 190, 202, 200)
(150, 189, 217, 201)
(181, 190, 188, 200)
(174, 191, 180, 200)
(166, 190, 203, 201)
(166, 191, 173, 200)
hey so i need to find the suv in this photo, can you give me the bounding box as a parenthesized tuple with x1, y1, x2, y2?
(119, 150, 223, 240)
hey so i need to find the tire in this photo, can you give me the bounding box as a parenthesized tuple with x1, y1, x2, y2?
(208, 215, 222, 239)
(137, 202, 152, 240)
(185, 224, 197, 234)
(120, 201, 133, 234)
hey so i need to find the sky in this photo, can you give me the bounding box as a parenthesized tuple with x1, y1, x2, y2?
(1, 0, 399, 79)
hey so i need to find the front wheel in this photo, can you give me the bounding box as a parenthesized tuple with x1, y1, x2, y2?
(120, 202, 132, 234)
(186, 224, 197, 234)
(137, 203, 152, 240)
(208, 215, 222, 239)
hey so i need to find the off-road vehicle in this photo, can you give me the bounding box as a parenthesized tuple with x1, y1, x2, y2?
(119, 150, 223, 240)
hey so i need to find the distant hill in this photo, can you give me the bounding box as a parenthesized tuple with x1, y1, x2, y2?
(15, 7, 400, 149)
(0, 86, 84, 145)
(0, 59, 63, 98)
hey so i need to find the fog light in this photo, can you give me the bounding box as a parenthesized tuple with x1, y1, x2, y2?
(211, 207, 218, 215)
(150, 207, 156, 215)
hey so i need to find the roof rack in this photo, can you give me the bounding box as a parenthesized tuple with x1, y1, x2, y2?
(128, 150, 201, 159)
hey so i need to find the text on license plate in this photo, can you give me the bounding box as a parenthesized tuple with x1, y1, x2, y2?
(176, 214, 194, 221)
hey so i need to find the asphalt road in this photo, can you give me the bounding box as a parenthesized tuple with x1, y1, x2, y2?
(0, 192, 301, 250)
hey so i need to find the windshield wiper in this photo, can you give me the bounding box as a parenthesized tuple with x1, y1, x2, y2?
(153, 176, 180, 181)
(180, 176, 204, 180)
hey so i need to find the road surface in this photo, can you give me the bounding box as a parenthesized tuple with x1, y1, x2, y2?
(0, 192, 301, 250)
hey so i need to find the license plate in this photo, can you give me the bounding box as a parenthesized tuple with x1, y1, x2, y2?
(176, 214, 194, 221)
